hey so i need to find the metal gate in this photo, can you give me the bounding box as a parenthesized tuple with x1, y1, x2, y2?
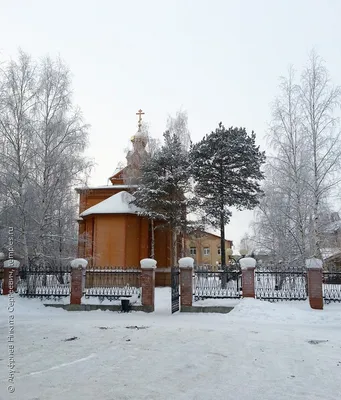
(171, 267, 180, 313)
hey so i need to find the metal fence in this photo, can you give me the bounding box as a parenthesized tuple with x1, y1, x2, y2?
(193, 270, 242, 301)
(255, 266, 307, 301)
(323, 265, 341, 303)
(84, 268, 141, 301)
(17, 265, 71, 299)
(0, 266, 3, 295)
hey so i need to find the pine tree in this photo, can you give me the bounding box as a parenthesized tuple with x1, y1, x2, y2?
(132, 130, 192, 264)
(190, 123, 265, 273)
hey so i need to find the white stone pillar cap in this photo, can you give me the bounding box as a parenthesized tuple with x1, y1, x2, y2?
(240, 257, 256, 270)
(0, 252, 6, 261)
(70, 258, 88, 269)
(305, 258, 323, 269)
(4, 259, 20, 269)
(179, 257, 194, 269)
(140, 258, 157, 269)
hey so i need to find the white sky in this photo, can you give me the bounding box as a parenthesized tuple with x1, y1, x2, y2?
(1, 0, 341, 248)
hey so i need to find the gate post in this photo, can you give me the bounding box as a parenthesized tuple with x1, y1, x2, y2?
(240, 257, 256, 298)
(179, 257, 194, 309)
(306, 258, 323, 310)
(140, 258, 157, 312)
(3, 260, 20, 295)
(70, 258, 88, 305)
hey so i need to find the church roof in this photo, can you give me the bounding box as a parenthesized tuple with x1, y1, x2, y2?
(80, 191, 142, 217)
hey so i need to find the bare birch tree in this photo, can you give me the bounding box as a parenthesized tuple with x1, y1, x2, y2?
(31, 55, 91, 268)
(300, 51, 341, 258)
(0, 51, 37, 265)
(0, 51, 92, 269)
(254, 51, 341, 263)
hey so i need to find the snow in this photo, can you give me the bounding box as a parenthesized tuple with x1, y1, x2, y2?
(1, 289, 341, 400)
(80, 293, 141, 306)
(3, 260, 20, 268)
(70, 258, 88, 269)
(193, 298, 240, 307)
(0, 252, 5, 260)
(80, 191, 142, 217)
(140, 258, 157, 269)
(239, 257, 256, 269)
(306, 258, 323, 269)
(321, 247, 341, 261)
(178, 257, 194, 269)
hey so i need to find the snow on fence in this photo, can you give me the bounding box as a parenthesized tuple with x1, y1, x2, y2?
(255, 267, 307, 302)
(17, 265, 71, 299)
(84, 268, 141, 301)
(323, 270, 341, 303)
(193, 269, 242, 301)
(0, 266, 3, 294)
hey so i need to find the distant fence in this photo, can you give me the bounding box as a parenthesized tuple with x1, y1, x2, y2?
(84, 268, 141, 301)
(17, 265, 71, 299)
(255, 266, 307, 302)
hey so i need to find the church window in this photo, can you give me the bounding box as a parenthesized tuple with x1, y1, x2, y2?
(190, 247, 196, 255)
(203, 247, 210, 256)
(217, 247, 221, 255)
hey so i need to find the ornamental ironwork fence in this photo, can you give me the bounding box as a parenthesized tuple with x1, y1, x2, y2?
(17, 264, 71, 299)
(323, 263, 341, 303)
(255, 266, 307, 301)
(193, 269, 242, 301)
(0, 266, 3, 295)
(84, 268, 141, 301)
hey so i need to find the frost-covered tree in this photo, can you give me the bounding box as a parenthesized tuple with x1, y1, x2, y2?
(190, 123, 265, 271)
(0, 51, 91, 268)
(30, 55, 91, 268)
(255, 51, 341, 262)
(166, 109, 191, 151)
(132, 130, 192, 264)
(253, 68, 313, 267)
(300, 51, 341, 258)
(0, 51, 36, 265)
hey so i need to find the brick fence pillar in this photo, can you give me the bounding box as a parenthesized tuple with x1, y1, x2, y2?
(140, 258, 157, 312)
(306, 258, 323, 310)
(3, 260, 20, 295)
(70, 258, 88, 305)
(240, 257, 256, 298)
(179, 257, 194, 308)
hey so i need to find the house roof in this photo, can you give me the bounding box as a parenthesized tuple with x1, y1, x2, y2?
(80, 191, 142, 217)
(188, 230, 232, 243)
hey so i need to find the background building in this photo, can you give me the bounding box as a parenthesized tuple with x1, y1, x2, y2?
(185, 231, 233, 267)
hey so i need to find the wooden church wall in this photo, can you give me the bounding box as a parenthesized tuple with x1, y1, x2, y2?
(93, 215, 126, 267)
(125, 215, 142, 267)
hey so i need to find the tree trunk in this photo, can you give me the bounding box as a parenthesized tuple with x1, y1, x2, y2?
(172, 228, 177, 267)
(220, 212, 227, 289)
(150, 219, 155, 259)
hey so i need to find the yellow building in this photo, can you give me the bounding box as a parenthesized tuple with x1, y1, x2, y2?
(185, 231, 233, 268)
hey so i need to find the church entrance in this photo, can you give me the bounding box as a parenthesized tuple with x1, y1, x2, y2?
(171, 267, 180, 313)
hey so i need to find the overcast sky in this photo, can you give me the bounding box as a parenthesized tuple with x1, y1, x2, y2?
(1, 0, 341, 248)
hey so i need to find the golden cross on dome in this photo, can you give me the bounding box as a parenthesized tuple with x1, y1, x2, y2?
(136, 109, 145, 131)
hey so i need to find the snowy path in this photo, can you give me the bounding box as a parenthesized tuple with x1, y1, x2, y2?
(0, 289, 341, 400)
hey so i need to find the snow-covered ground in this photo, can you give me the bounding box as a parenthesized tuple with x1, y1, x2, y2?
(0, 289, 341, 400)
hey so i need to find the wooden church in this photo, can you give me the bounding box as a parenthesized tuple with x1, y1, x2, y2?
(76, 110, 172, 285)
